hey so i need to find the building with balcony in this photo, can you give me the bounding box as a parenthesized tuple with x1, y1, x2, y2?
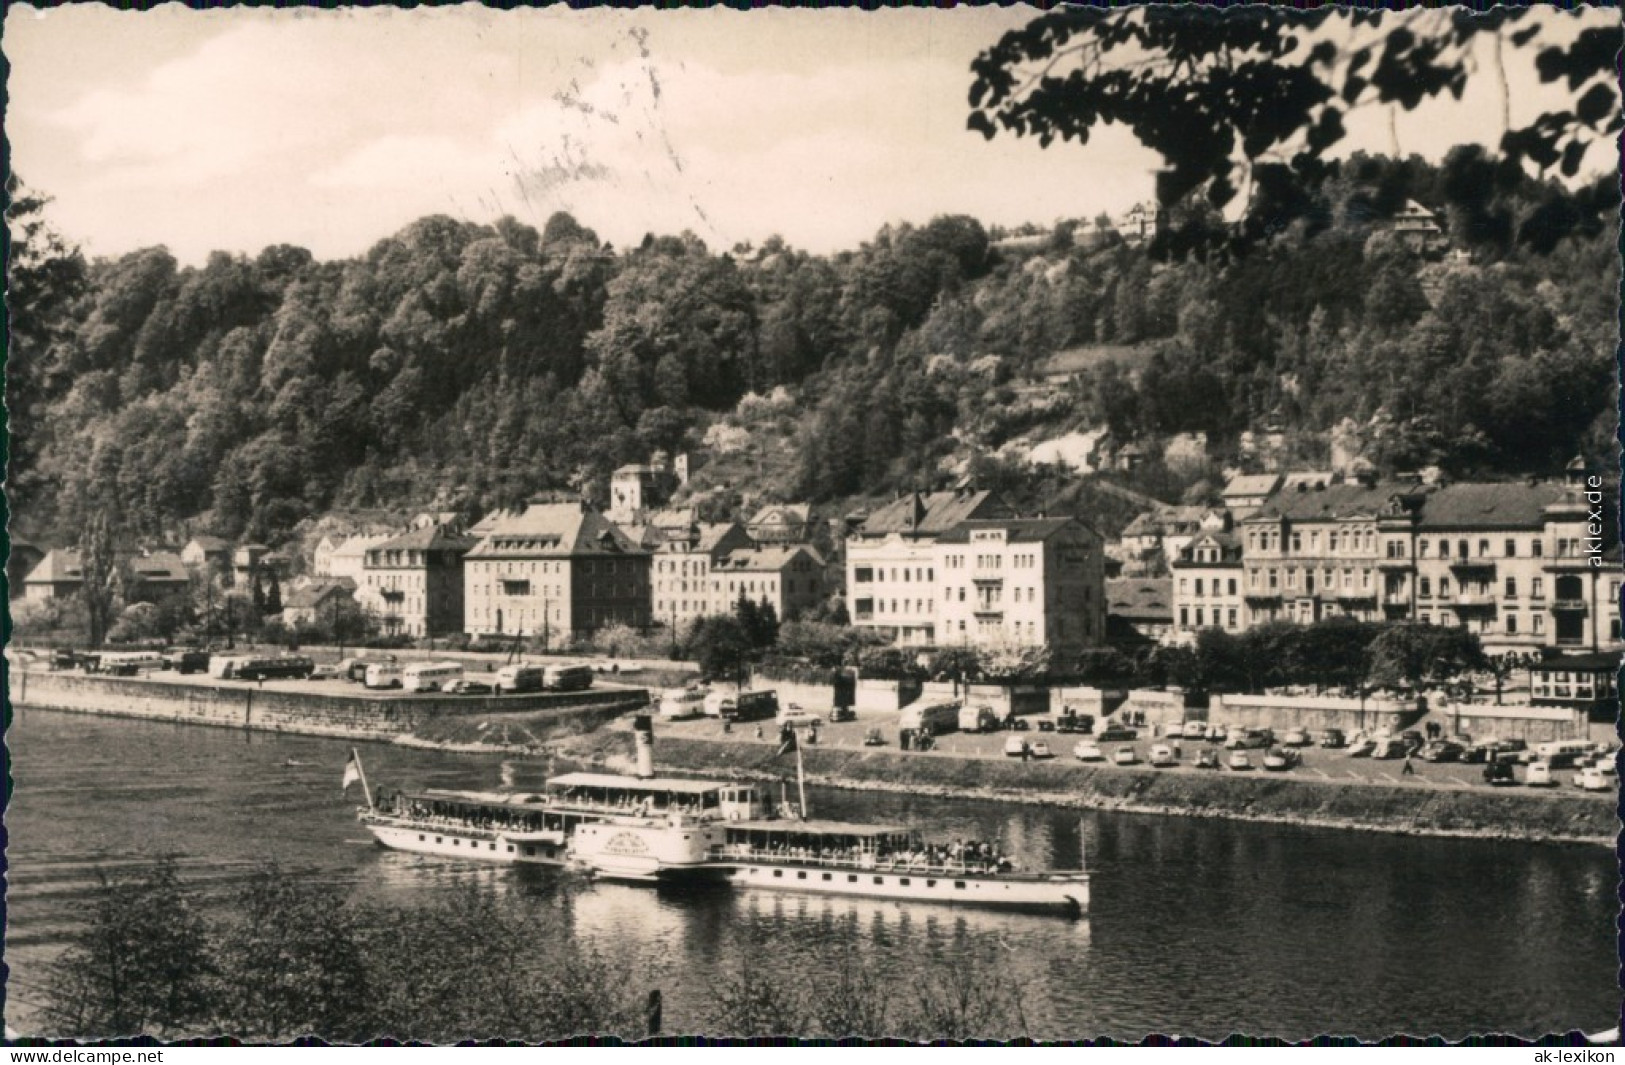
(845, 489, 1008, 646)
(1241, 482, 1392, 629)
(651, 522, 754, 631)
(464, 502, 651, 644)
(1169, 530, 1246, 639)
(356, 526, 475, 638)
(934, 517, 1106, 658)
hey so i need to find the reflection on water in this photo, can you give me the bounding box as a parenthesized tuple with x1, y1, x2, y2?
(5, 708, 1616, 1040)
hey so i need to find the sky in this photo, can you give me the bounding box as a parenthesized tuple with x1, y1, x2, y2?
(5, 5, 1614, 266)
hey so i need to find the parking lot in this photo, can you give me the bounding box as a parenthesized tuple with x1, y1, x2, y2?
(656, 708, 1618, 798)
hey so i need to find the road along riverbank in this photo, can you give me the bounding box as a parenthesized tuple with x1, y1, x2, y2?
(558, 727, 1616, 848)
(7, 666, 646, 747)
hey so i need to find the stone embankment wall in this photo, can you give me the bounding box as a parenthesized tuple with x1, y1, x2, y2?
(9, 668, 646, 743)
(574, 733, 1615, 847)
(1208, 693, 1419, 734)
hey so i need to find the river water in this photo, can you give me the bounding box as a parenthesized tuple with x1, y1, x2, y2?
(5, 708, 1618, 1040)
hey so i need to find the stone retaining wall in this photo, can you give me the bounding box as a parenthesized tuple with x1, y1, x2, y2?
(9, 668, 647, 742)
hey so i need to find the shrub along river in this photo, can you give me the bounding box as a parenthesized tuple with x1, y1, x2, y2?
(6, 708, 1616, 1040)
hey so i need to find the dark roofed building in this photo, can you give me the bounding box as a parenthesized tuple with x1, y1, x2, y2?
(1107, 577, 1173, 645)
(359, 525, 477, 638)
(465, 502, 651, 642)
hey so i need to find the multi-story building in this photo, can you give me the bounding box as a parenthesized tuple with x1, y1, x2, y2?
(1169, 529, 1246, 638)
(846, 489, 1007, 646)
(1114, 505, 1225, 576)
(180, 536, 231, 573)
(1198, 464, 1621, 655)
(710, 545, 827, 622)
(1241, 482, 1390, 628)
(607, 462, 679, 525)
(315, 533, 394, 583)
(651, 522, 754, 631)
(1220, 474, 1282, 518)
(23, 550, 190, 603)
(281, 578, 356, 627)
(933, 518, 1106, 657)
(356, 525, 474, 638)
(1106, 577, 1174, 646)
(463, 502, 651, 643)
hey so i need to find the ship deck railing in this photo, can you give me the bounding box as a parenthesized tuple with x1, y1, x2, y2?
(704, 845, 1086, 881)
(362, 811, 562, 838)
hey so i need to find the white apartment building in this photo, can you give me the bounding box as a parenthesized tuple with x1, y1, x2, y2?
(933, 518, 1106, 656)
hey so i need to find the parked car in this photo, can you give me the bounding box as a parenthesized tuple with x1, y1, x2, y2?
(1195, 748, 1221, 770)
(863, 727, 885, 747)
(1003, 736, 1029, 758)
(1179, 720, 1207, 740)
(1400, 730, 1426, 755)
(1346, 737, 1377, 758)
(1319, 728, 1347, 749)
(1371, 737, 1408, 760)
(309, 664, 343, 681)
(1482, 761, 1517, 786)
(1225, 729, 1272, 750)
(1113, 745, 1139, 766)
(1029, 741, 1055, 760)
(1280, 728, 1312, 748)
(447, 679, 494, 696)
(828, 706, 856, 723)
(1205, 724, 1229, 744)
(1036, 719, 1056, 733)
(1148, 744, 1178, 768)
(1227, 751, 1253, 771)
(1525, 761, 1556, 787)
(1073, 741, 1105, 762)
(1422, 741, 1466, 763)
(778, 708, 823, 730)
(1262, 747, 1300, 772)
(1574, 766, 1612, 792)
(1097, 724, 1138, 743)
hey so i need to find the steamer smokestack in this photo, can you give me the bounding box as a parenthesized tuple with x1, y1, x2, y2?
(633, 713, 655, 779)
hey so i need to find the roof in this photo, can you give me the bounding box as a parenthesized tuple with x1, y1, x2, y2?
(749, 503, 812, 526)
(1122, 505, 1209, 538)
(1529, 653, 1621, 674)
(1223, 474, 1282, 499)
(128, 552, 188, 582)
(715, 545, 822, 572)
(26, 549, 83, 583)
(857, 490, 1004, 538)
(466, 503, 649, 559)
(1249, 483, 1397, 523)
(696, 523, 748, 554)
(546, 772, 728, 796)
(333, 533, 394, 558)
(284, 581, 355, 610)
(185, 535, 230, 552)
(646, 507, 697, 530)
(370, 526, 476, 553)
(729, 819, 908, 838)
(1107, 578, 1173, 622)
(1416, 482, 1570, 530)
(935, 517, 1089, 544)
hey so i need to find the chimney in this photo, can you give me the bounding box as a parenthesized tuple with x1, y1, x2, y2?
(633, 714, 655, 779)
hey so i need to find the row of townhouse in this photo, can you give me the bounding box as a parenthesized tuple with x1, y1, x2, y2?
(844, 490, 1109, 658)
(1168, 462, 1622, 655)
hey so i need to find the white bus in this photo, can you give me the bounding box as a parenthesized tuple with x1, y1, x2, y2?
(94, 651, 167, 676)
(364, 662, 404, 689)
(1531, 739, 1593, 769)
(403, 661, 464, 693)
(658, 686, 709, 720)
(495, 664, 546, 694)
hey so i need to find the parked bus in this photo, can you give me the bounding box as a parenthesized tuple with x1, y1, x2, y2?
(898, 699, 962, 736)
(403, 661, 464, 693)
(495, 664, 546, 694)
(94, 651, 167, 676)
(658, 686, 709, 720)
(721, 690, 780, 723)
(1531, 739, 1593, 769)
(544, 664, 595, 692)
(364, 662, 404, 689)
(234, 655, 316, 681)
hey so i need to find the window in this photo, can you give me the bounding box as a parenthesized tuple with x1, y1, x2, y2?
(1505, 578, 1517, 598)
(1291, 533, 1302, 553)
(1505, 539, 1516, 558)
(955, 881, 967, 890)
(899, 878, 911, 886)
(822, 873, 832, 881)
(874, 876, 885, 885)
(1506, 615, 1518, 634)
(1478, 539, 1490, 557)
(1439, 578, 1451, 596)
(1532, 540, 1543, 557)
(1532, 578, 1544, 599)
(1533, 615, 1544, 634)
(1419, 578, 1431, 597)
(854, 567, 873, 583)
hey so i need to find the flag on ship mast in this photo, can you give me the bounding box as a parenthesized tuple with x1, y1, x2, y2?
(342, 752, 362, 791)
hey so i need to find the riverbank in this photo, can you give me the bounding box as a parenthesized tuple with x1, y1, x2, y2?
(7, 666, 647, 746)
(559, 728, 1617, 847)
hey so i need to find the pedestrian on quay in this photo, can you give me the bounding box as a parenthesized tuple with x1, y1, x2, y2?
(1401, 753, 1416, 776)
(754, 724, 764, 740)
